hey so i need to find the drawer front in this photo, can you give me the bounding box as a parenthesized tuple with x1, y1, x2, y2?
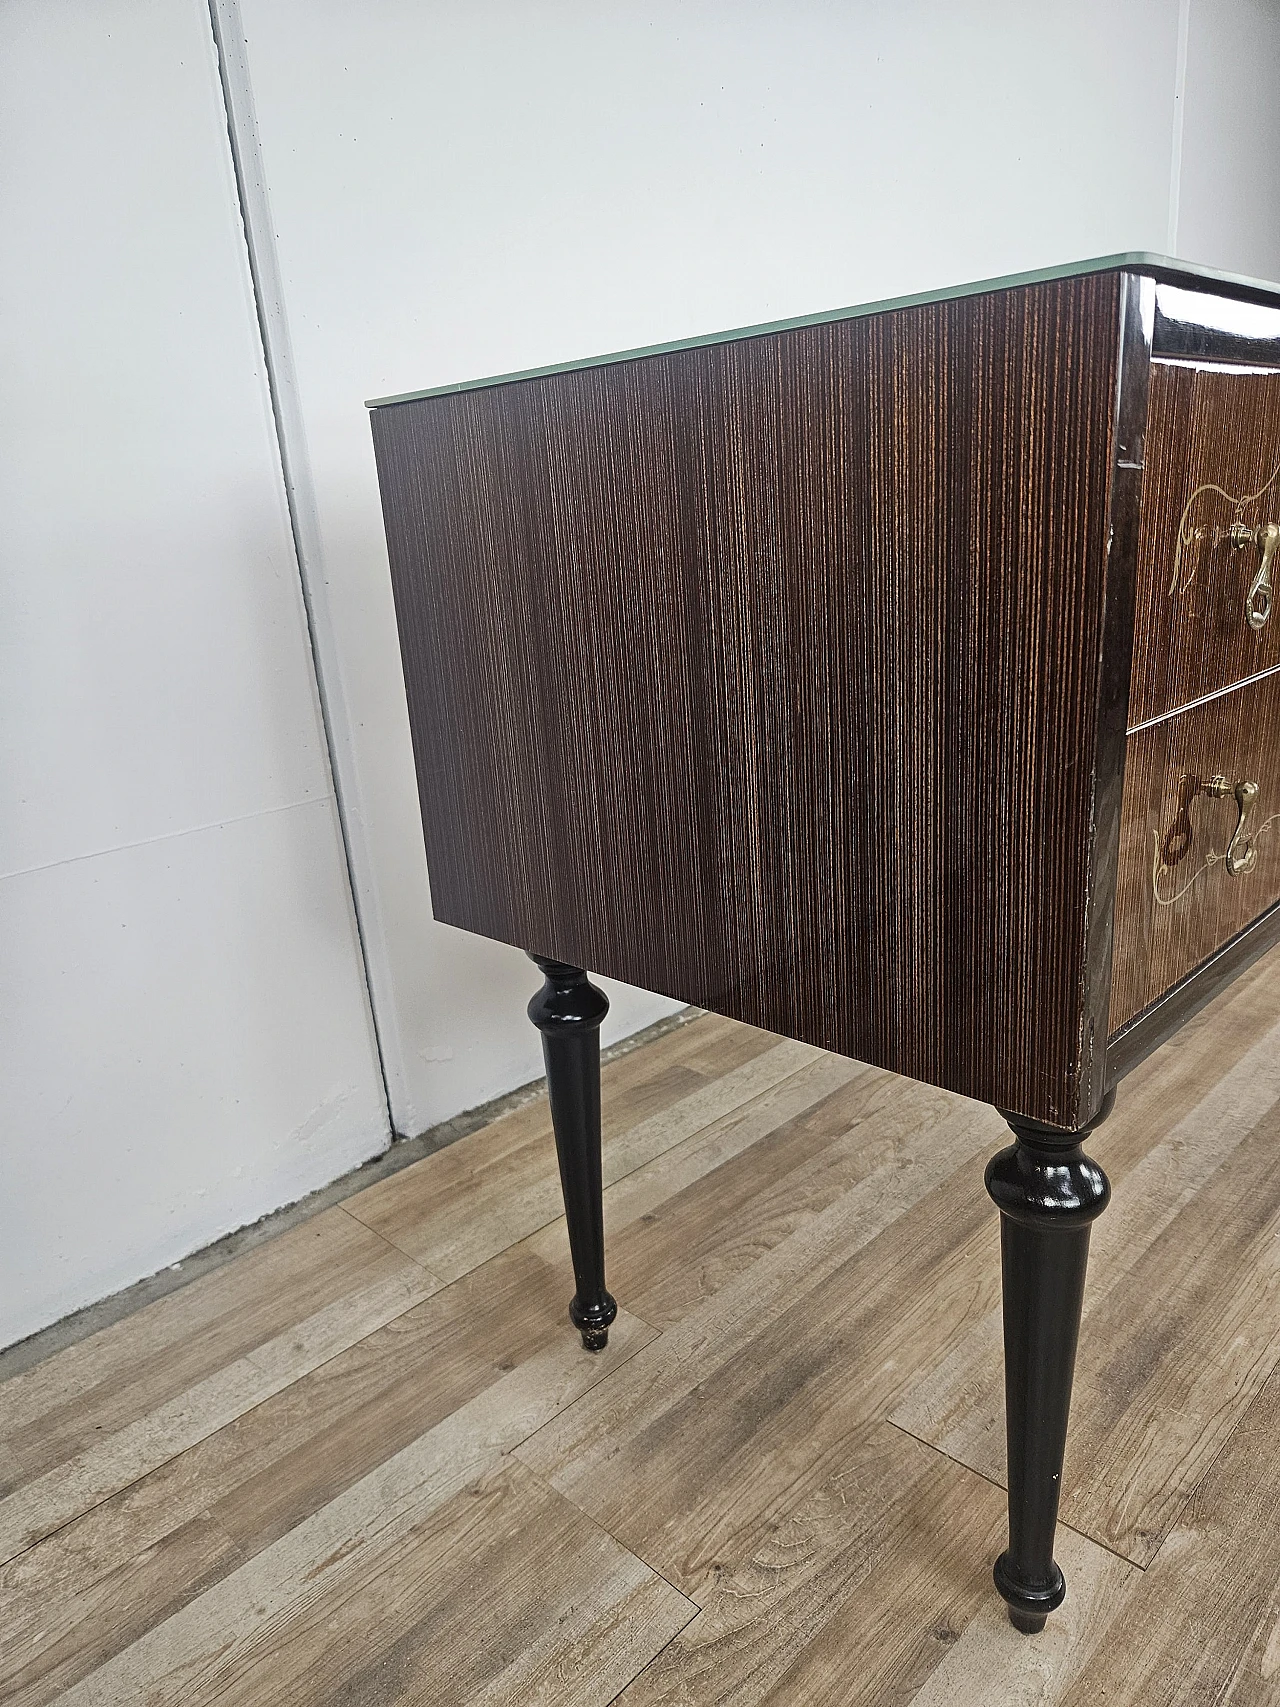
(1110, 670, 1280, 1034)
(1130, 358, 1280, 727)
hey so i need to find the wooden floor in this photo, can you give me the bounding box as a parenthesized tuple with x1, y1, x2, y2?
(7, 951, 1280, 1705)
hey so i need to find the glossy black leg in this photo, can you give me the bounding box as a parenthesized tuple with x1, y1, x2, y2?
(986, 1090, 1113, 1633)
(527, 955, 617, 1351)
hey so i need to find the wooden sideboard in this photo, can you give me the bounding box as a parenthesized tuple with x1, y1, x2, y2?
(369, 254, 1280, 1636)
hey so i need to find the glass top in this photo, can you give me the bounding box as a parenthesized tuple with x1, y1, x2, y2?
(366, 252, 1280, 410)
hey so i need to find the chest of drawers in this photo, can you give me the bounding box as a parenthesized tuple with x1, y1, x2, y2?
(369, 254, 1280, 1637)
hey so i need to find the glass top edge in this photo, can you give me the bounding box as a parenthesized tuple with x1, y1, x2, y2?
(365, 252, 1280, 409)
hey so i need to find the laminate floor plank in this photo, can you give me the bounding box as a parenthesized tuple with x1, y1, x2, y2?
(516, 1093, 1004, 1595)
(1061, 1085, 1280, 1562)
(0, 1440, 23, 1499)
(0, 1208, 434, 1463)
(524, 1050, 873, 1317)
(1056, 1361, 1280, 1707)
(0, 1508, 248, 1707)
(616, 1426, 1136, 1707)
(0, 1210, 439, 1563)
(0, 1246, 615, 1706)
(345, 1015, 812, 1283)
(50, 1319, 666, 1707)
(616, 1062, 973, 1331)
(902, 1522, 1138, 1707)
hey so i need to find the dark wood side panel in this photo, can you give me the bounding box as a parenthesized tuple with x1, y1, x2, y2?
(372, 273, 1123, 1126)
(1110, 669, 1280, 1033)
(1129, 360, 1280, 726)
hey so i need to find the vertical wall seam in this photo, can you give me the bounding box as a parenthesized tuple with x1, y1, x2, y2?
(204, 0, 398, 1134)
(1167, 0, 1192, 254)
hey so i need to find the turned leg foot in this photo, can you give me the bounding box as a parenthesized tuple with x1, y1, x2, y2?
(528, 955, 617, 1351)
(986, 1090, 1113, 1633)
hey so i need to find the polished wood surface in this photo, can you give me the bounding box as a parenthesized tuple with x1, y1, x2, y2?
(1153, 277, 1280, 366)
(7, 960, 1280, 1704)
(1107, 894, 1280, 1083)
(1110, 668, 1280, 1032)
(1129, 359, 1280, 726)
(373, 272, 1128, 1128)
(985, 1098, 1112, 1632)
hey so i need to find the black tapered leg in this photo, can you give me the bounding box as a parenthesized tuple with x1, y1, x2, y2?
(986, 1090, 1113, 1633)
(527, 955, 617, 1351)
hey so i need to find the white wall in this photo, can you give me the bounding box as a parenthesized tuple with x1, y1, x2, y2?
(226, 0, 1188, 1138)
(1176, 0, 1280, 283)
(0, 0, 389, 1346)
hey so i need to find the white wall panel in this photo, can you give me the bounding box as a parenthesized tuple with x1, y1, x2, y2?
(0, 0, 388, 1346)
(0, 4, 337, 875)
(1176, 0, 1280, 283)
(1, 802, 385, 1347)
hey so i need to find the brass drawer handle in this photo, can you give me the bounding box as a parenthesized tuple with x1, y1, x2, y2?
(1228, 520, 1278, 631)
(1154, 773, 1266, 903)
(1202, 774, 1259, 875)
